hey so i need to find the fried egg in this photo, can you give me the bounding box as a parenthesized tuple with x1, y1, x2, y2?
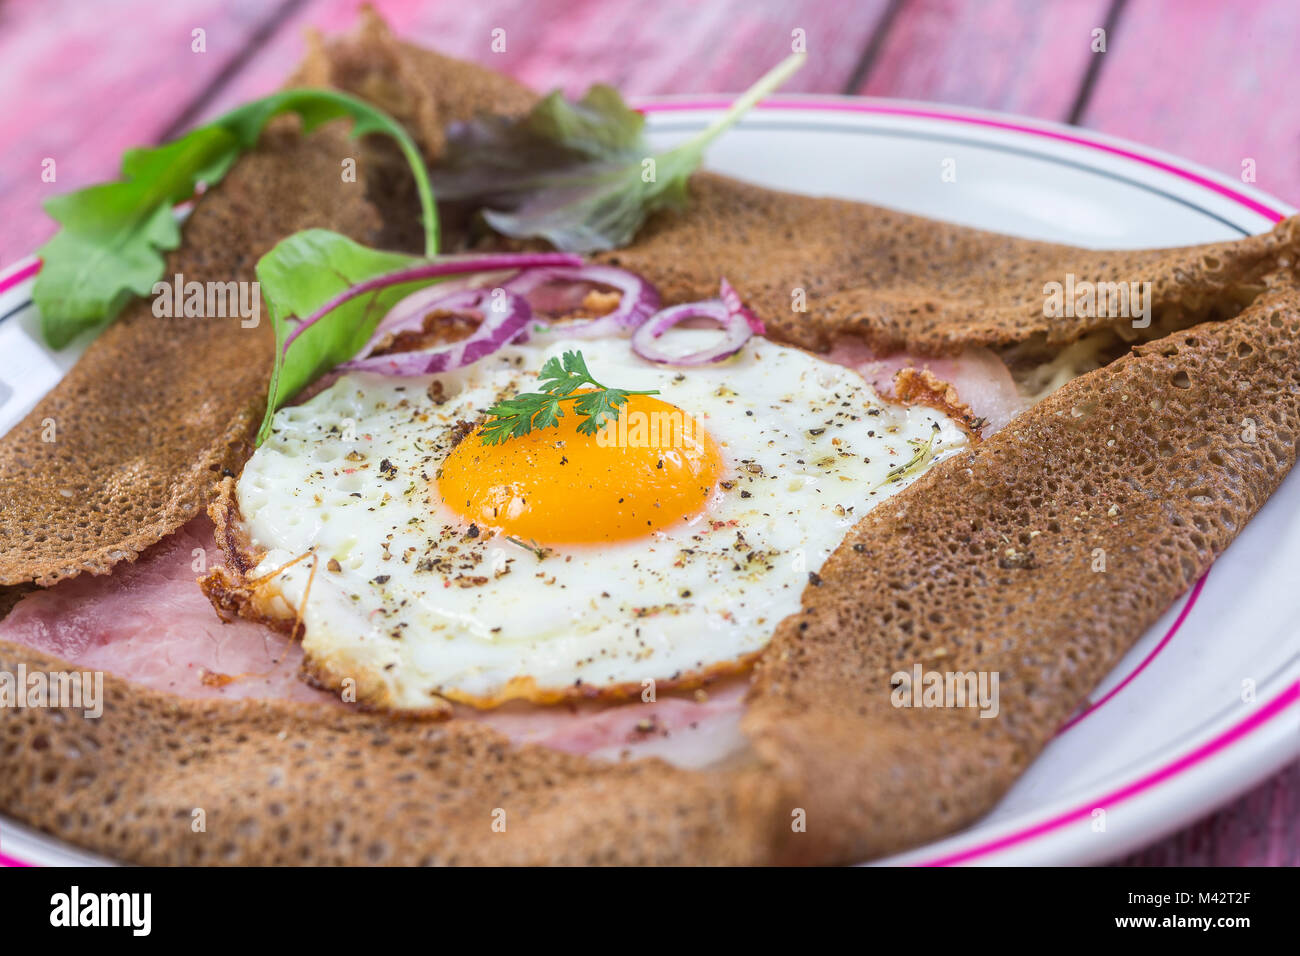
(234, 330, 968, 711)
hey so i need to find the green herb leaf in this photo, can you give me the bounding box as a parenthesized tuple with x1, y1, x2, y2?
(537, 349, 598, 396)
(480, 349, 658, 445)
(505, 537, 553, 561)
(255, 229, 424, 445)
(885, 423, 942, 483)
(34, 88, 438, 349)
(572, 387, 633, 436)
(432, 53, 805, 252)
(34, 127, 239, 348)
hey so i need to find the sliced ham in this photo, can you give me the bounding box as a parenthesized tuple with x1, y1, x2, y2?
(0, 519, 331, 705)
(827, 336, 1028, 434)
(0, 518, 751, 766)
(470, 680, 751, 769)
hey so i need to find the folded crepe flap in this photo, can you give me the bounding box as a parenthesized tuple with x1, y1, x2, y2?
(290, 5, 536, 163)
(0, 126, 383, 588)
(0, 639, 797, 865)
(601, 172, 1300, 357)
(0, 11, 535, 589)
(742, 276, 1300, 861)
(287, 6, 537, 253)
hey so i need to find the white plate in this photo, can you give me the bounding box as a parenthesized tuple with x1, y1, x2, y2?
(2, 97, 1298, 867)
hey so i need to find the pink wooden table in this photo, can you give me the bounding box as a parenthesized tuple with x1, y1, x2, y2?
(1, 0, 1296, 865)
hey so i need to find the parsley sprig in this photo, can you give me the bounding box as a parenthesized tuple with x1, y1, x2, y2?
(480, 350, 658, 445)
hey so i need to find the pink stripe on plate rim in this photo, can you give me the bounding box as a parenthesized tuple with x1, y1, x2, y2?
(1057, 571, 1210, 733)
(0, 848, 31, 867)
(638, 97, 1287, 223)
(914, 681, 1300, 866)
(0, 257, 39, 296)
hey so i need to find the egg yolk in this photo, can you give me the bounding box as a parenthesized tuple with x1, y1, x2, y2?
(436, 393, 724, 545)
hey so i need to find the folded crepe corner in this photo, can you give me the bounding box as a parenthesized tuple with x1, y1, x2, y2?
(0, 7, 534, 589)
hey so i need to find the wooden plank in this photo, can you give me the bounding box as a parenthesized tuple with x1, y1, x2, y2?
(196, 0, 893, 122)
(855, 0, 1113, 119)
(0, 0, 298, 268)
(1118, 760, 1300, 865)
(1081, 0, 1300, 205)
(1, 0, 891, 267)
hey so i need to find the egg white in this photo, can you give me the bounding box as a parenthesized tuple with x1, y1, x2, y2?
(235, 330, 968, 710)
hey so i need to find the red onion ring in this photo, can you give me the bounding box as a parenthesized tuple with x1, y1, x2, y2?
(631, 301, 751, 365)
(503, 264, 660, 338)
(357, 282, 475, 344)
(282, 251, 580, 354)
(720, 277, 766, 335)
(339, 288, 533, 376)
(630, 279, 763, 365)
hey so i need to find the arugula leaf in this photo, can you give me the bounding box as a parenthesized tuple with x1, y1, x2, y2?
(479, 349, 658, 445)
(34, 127, 240, 348)
(34, 88, 438, 349)
(255, 229, 424, 445)
(432, 52, 805, 252)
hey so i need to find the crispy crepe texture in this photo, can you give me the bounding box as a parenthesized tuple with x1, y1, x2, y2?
(0, 10, 535, 589)
(0, 126, 382, 587)
(604, 175, 1292, 357)
(744, 277, 1300, 860)
(2, 9, 1299, 864)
